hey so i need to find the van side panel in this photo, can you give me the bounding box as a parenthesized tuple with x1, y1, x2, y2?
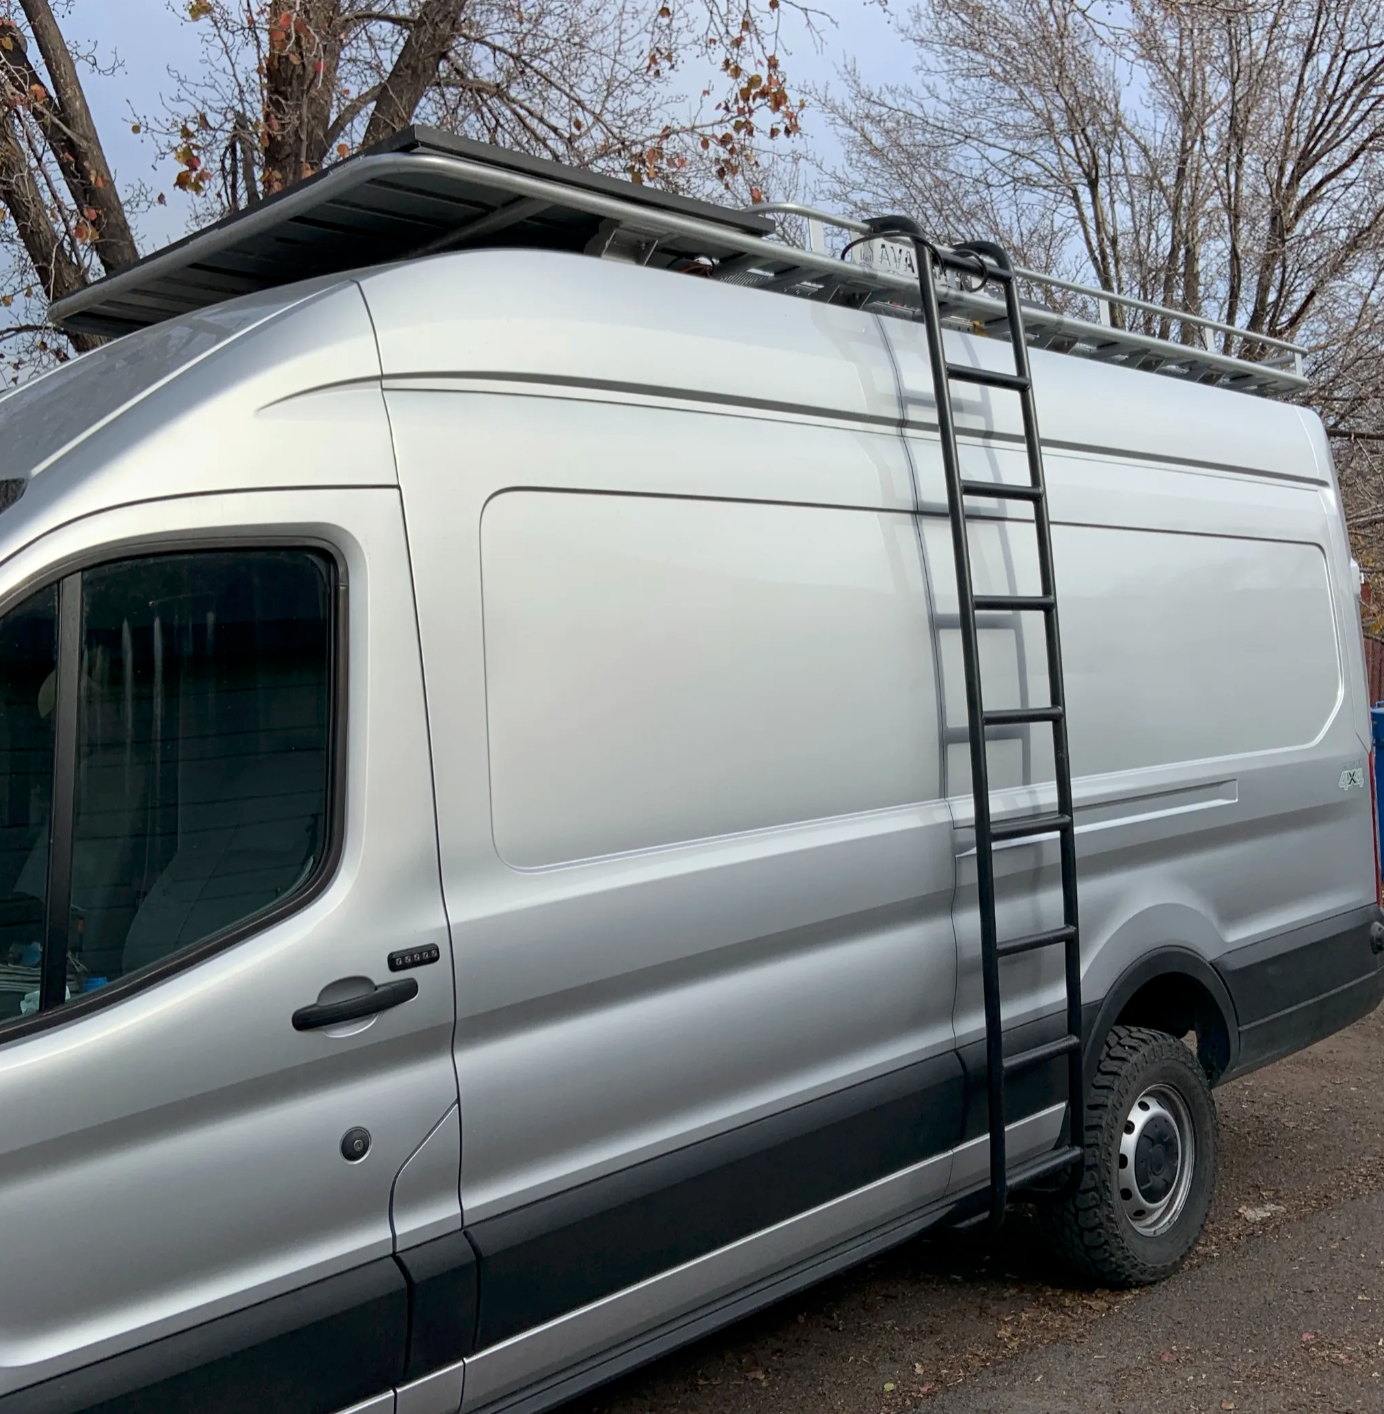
(481, 491, 940, 864)
(364, 256, 1378, 1407)
(390, 390, 966, 1351)
(904, 427, 1377, 1090)
(360, 251, 1315, 484)
(1298, 408, 1372, 756)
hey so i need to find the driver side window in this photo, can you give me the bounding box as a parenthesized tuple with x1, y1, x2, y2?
(0, 586, 57, 1023)
(0, 548, 335, 1028)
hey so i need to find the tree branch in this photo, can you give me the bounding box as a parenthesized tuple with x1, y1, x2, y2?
(12, 1, 138, 274)
(323, 81, 382, 148)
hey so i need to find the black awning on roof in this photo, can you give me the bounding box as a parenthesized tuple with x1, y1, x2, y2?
(51, 128, 777, 339)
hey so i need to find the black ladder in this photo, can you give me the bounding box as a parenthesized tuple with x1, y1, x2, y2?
(878, 222, 1085, 1225)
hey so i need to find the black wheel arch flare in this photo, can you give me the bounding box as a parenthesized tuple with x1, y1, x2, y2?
(1081, 947, 1241, 1089)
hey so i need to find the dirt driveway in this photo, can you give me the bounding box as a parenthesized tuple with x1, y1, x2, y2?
(568, 1006, 1384, 1414)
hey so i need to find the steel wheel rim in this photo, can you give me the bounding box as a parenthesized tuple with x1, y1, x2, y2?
(1114, 1083, 1195, 1237)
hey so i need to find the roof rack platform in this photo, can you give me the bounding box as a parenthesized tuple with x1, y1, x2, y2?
(50, 128, 1308, 398)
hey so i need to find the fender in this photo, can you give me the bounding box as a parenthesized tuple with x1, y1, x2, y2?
(1082, 945, 1241, 1087)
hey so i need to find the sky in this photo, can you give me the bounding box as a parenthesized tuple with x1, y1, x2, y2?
(70, 0, 206, 249)
(66, 0, 918, 257)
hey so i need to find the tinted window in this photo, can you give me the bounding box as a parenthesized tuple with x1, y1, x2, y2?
(0, 587, 56, 1022)
(53, 550, 333, 1002)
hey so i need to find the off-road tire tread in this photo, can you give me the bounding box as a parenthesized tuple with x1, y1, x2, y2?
(1043, 1024, 1216, 1287)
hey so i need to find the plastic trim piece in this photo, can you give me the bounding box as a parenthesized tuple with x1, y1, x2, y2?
(0, 1260, 406, 1414)
(38, 575, 79, 1011)
(464, 1052, 964, 1350)
(955, 1011, 1072, 1144)
(1216, 904, 1382, 1025)
(1216, 905, 1384, 1076)
(460, 1106, 1064, 1414)
(395, 1232, 479, 1378)
(1081, 946, 1241, 1088)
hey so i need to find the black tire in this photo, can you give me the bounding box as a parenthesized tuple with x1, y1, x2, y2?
(1042, 1024, 1218, 1286)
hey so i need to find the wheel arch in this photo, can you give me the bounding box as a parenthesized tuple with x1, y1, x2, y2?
(1084, 946, 1240, 1086)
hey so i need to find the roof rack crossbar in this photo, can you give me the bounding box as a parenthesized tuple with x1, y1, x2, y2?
(410, 196, 551, 258)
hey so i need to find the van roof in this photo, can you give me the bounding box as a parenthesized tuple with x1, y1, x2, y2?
(0, 245, 1326, 537)
(51, 129, 1307, 400)
(355, 248, 1324, 486)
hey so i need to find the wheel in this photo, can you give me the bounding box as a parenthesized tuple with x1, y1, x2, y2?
(1042, 1024, 1218, 1286)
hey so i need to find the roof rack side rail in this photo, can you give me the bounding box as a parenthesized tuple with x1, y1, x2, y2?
(749, 202, 872, 236)
(744, 203, 1307, 380)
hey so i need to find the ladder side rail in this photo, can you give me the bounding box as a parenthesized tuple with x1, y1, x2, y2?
(1000, 273, 1086, 1177)
(914, 243, 1010, 1224)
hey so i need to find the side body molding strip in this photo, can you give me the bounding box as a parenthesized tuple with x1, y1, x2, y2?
(460, 1105, 1064, 1414)
(0, 1260, 407, 1414)
(463, 1051, 965, 1350)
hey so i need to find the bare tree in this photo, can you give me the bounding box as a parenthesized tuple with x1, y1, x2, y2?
(0, 0, 141, 355)
(161, 0, 814, 206)
(821, 0, 1384, 554)
(0, 0, 815, 371)
(823, 1, 1384, 340)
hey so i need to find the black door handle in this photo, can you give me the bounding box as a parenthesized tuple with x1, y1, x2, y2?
(293, 977, 419, 1031)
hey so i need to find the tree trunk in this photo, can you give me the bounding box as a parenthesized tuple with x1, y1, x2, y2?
(0, 114, 102, 351)
(361, 0, 467, 148)
(14, 0, 138, 275)
(262, 0, 346, 193)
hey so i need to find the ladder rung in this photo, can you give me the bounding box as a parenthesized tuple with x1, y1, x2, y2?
(960, 480, 1044, 502)
(946, 364, 1030, 393)
(996, 924, 1076, 958)
(972, 594, 1054, 613)
(1003, 1033, 1081, 1076)
(1007, 1144, 1084, 1191)
(989, 811, 1071, 841)
(983, 705, 1063, 726)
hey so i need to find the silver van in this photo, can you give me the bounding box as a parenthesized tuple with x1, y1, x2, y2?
(1, 130, 1380, 1414)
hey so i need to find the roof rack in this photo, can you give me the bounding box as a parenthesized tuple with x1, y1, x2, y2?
(50, 128, 1308, 397)
(747, 202, 1306, 395)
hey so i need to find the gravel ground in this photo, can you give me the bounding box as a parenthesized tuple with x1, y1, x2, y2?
(566, 1004, 1384, 1414)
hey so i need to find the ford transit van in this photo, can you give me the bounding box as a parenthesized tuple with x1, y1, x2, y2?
(0, 130, 1378, 1414)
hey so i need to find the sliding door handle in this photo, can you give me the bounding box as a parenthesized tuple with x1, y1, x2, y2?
(293, 977, 419, 1031)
